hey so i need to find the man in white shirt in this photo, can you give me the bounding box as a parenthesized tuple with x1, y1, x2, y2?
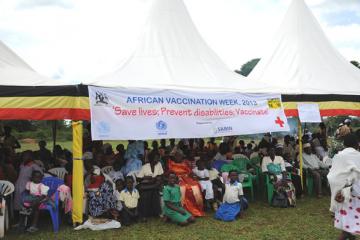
(261, 147, 286, 181)
(302, 143, 329, 197)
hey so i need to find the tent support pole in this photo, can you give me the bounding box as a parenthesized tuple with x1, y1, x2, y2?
(72, 120, 83, 225)
(52, 121, 57, 149)
(298, 118, 304, 189)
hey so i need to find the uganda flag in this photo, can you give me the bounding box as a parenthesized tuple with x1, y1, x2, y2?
(282, 94, 360, 117)
(0, 85, 90, 120)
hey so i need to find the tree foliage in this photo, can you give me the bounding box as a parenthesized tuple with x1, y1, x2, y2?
(0, 120, 72, 141)
(351, 60, 360, 69)
(235, 58, 260, 77)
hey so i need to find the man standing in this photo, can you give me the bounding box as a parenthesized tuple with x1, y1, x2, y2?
(2, 126, 21, 153)
(301, 143, 328, 198)
(34, 140, 53, 169)
(338, 119, 352, 139)
(258, 133, 272, 156)
(283, 135, 295, 161)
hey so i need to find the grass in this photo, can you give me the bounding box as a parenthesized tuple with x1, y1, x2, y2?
(5, 197, 341, 240)
(18, 137, 251, 153)
(18, 140, 130, 153)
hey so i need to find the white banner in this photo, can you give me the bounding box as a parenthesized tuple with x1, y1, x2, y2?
(297, 103, 322, 123)
(89, 87, 289, 140)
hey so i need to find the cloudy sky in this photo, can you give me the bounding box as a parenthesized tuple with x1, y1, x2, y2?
(0, 0, 359, 83)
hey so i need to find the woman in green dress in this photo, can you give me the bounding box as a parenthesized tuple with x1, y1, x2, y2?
(163, 172, 195, 226)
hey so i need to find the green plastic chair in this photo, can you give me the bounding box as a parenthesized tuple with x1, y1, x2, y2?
(264, 174, 275, 204)
(250, 156, 262, 187)
(232, 155, 249, 172)
(233, 160, 248, 172)
(240, 172, 254, 201)
(305, 169, 314, 196)
(232, 156, 255, 201)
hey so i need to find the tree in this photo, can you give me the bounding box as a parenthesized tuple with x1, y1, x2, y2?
(235, 58, 260, 77)
(2, 120, 34, 131)
(350, 60, 360, 69)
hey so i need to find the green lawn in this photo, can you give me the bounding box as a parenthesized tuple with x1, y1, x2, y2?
(5, 197, 342, 240)
(18, 140, 129, 153)
(18, 138, 248, 153)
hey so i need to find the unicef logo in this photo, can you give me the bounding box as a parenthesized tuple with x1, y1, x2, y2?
(156, 121, 167, 131)
(97, 121, 111, 135)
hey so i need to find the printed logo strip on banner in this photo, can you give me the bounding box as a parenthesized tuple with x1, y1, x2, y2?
(88, 86, 290, 140)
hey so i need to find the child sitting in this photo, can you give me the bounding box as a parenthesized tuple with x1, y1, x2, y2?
(215, 170, 248, 222)
(206, 160, 224, 205)
(119, 176, 139, 226)
(22, 170, 51, 232)
(112, 179, 125, 221)
(163, 172, 195, 226)
(192, 160, 215, 210)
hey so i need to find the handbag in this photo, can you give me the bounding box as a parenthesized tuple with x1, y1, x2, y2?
(267, 163, 282, 175)
(240, 197, 248, 211)
(271, 191, 288, 208)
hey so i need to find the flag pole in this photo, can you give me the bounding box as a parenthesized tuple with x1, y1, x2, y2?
(298, 118, 303, 189)
(72, 120, 83, 225)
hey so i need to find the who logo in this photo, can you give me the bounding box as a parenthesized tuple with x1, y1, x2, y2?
(156, 120, 168, 136)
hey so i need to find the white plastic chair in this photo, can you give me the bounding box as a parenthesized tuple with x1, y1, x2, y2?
(101, 166, 113, 175)
(48, 167, 68, 180)
(0, 181, 15, 238)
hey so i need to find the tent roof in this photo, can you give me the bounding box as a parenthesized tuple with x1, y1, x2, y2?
(249, 0, 360, 95)
(84, 0, 270, 93)
(0, 40, 67, 86)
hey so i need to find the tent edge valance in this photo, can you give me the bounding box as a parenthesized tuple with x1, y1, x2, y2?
(0, 85, 90, 120)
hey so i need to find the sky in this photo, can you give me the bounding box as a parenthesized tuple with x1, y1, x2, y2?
(0, 0, 359, 83)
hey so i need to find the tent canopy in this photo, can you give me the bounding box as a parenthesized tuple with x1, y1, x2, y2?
(0, 40, 89, 120)
(0, 40, 68, 86)
(84, 0, 270, 93)
(248, 0, 360, 116)
(249, 0, 360, 95)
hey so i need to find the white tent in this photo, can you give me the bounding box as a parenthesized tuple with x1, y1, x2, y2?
(0, 40, 68, 86)
(84, 0, 269, 93)
(0, 40, 88, 120)
(0, 40, 88, 226)
(249, 0, 360, 96)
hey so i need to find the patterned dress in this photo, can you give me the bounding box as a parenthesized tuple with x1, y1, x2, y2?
(267, 163, 296, 207)
(334, 180, 360, 235)
(88, 181, 116, 217)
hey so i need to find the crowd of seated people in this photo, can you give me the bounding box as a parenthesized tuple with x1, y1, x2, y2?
(0, 122, 350, 233)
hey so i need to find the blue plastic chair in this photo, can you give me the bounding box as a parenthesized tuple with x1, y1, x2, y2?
(40, 177, 64, 233)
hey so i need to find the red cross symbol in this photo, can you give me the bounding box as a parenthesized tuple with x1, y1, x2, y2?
(275, 116, 285, 128)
